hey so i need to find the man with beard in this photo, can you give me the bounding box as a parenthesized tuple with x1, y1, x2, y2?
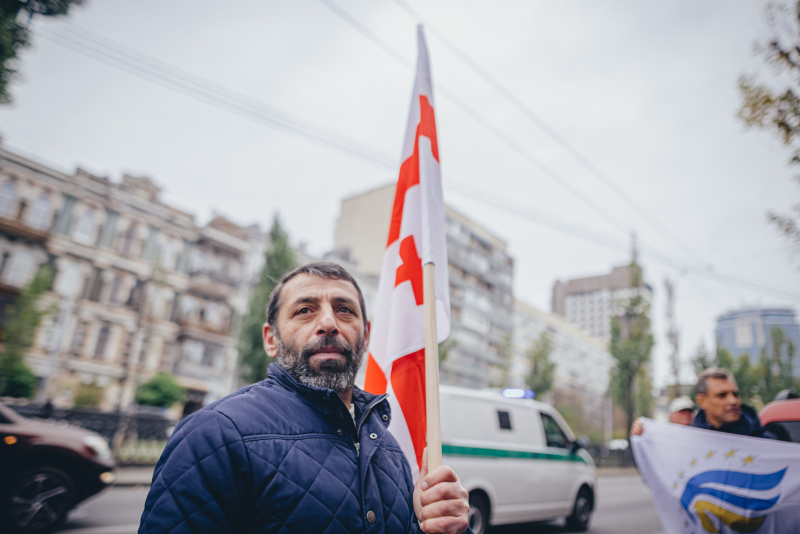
(139, 262, 471, 534)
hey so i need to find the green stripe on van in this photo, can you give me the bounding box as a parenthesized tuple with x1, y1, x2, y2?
(442, 444, 587, 464)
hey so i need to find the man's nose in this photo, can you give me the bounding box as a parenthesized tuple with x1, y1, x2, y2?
(316, 305, 339, 335)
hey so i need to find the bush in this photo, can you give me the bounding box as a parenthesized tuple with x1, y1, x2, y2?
(1, 361, 36, 398)
(136, 373, 185, 408)
(74, 383, 104, 407)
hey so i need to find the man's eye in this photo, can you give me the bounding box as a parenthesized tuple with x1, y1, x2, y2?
(338, 306, 353, 314)
(296, 307, 311, 315)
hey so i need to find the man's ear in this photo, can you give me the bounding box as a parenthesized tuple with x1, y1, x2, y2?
(695, 393, 706, 410)
(264, 323, 279, 358)
(364, 320, 371, 350)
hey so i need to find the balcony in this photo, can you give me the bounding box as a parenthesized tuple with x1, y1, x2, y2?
(188, 270, 239, 299)
(0, 216, 49, 243)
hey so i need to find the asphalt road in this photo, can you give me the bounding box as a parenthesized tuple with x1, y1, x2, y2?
(58, 475, 664, 534)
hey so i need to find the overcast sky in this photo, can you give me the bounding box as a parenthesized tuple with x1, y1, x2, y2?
(1, 0, 798, 388)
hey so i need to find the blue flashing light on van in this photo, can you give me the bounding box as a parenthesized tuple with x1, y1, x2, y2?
(502, 388, 535, 399)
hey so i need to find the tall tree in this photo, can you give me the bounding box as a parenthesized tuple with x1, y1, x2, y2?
(1, 0, 86, 104)
(738, 1, 800, 258)
(0, 265, 52, 397)
(525, 331, 556, 396)
(759, 326, 797, 401)
(608, 261, 654, 439)
(237, 215, 297, 384)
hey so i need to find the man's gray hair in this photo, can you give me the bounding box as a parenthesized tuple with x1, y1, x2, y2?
(696, 367, 737, 396)
(266, 261, 368, 332)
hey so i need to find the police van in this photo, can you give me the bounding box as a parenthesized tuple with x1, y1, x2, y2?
(440, 386, 597, 533)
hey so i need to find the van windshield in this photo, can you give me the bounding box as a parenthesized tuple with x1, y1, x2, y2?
(540, 413, 568, 448)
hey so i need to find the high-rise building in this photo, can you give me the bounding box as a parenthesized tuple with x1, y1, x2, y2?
(716, 307, 800, 375)
(333, 183, 514, 388)
(552, 264, 652, 342)
(0, 145, 267, 411)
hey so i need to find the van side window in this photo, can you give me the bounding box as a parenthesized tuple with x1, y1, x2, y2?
(540, 413, 568, 448)
(497, 410, 512, 430)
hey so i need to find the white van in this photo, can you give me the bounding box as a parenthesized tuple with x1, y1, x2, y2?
(440, 386, 597, 533)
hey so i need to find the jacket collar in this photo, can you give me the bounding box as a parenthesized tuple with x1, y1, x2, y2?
(265, 361, 387, 420)
(693, 404, 762, 435)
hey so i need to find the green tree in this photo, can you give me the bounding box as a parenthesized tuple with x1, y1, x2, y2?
(0, 265, 52, 397)
(691, 341, 714, 376)
(608, 261, 654, 439)
(738, 2, 800, 257)
(525, 331, 555, 396)
(1, 1, 86, 104)
(238, 215, 297, 384)
(759, 326, 798, 402)
(136, 372, 186, 407)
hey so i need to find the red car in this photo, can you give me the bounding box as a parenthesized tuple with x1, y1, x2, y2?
(760, 398, 800, 443)
(0, 403, 116, 533)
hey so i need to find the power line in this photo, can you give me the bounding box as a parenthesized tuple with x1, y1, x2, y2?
(315, 0, 631, 235)
(34, 23, 800, 302)
(388, 0, 706, 264)
(37, 25, 398, 171)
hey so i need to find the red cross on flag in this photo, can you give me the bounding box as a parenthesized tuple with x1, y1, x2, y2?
(363, 26, 450, 480)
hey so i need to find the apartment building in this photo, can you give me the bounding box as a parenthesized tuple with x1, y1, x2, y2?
(333, 183, 514, 388)
(552, 264, 652, 342)
(512, 299, 613, 428)
(0, 145, 266, 411)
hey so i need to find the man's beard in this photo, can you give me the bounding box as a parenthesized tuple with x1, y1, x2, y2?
(275, 333, 364, 394)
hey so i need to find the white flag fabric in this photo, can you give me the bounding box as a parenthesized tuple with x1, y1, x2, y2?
(632, 419, 800, 534)
(363, 26, 450, 481)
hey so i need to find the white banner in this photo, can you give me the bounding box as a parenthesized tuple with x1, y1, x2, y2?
(632, 419, 800, 534)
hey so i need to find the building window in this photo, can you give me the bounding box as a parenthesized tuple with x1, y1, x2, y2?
(94, 323, 111, 359)
(25, 193, 51, 230)
(121, 226, 135, 255)
(159, 239, 175, 270)
(0, 181, 17, 217)
(5, 249, 37, 287)
(109, 277, 122, 304)
(96, 210, 120, 248)
(53, 195, 78, 235)
(71, 321, 88, 356)
(74, 210, 96, 244)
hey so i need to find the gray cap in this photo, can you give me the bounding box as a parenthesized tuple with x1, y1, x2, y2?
(668, 396, 694, 414)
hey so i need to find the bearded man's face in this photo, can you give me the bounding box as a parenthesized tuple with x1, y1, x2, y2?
(263, 273, 368, 394)
(275, 329, 364, 393)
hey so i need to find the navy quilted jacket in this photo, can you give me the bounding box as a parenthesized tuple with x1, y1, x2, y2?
(139, 362, 427, 534)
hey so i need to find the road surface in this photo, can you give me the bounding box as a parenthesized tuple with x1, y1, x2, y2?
(58, 475, 663, 534)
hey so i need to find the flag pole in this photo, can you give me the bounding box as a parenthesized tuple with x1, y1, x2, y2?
(423, 262, 442, 470)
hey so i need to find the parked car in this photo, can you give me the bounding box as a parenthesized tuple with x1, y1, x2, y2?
(440, 386, 596, 534)
(0, 403, 116, 533)
(759, 398, 800, 443)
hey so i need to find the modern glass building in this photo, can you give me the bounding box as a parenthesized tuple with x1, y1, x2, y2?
(715, 307, 800, 375)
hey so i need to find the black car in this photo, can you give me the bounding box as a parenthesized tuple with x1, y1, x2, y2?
(0, 404, 116, 533)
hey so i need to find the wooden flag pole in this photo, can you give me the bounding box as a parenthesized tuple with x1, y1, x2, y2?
(423, 262, 442, 471)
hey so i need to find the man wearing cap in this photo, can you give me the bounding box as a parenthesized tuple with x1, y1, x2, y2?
(667, 397, 694, 426)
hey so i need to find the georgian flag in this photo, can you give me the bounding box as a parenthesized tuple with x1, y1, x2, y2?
(363, 26, 450, 480)
(632, 419, 800, 534)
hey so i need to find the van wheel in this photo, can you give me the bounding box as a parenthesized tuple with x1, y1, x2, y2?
(3, 466, 75, 533)
(565, 486, 593, 532)
(468, 492, 489, 534)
